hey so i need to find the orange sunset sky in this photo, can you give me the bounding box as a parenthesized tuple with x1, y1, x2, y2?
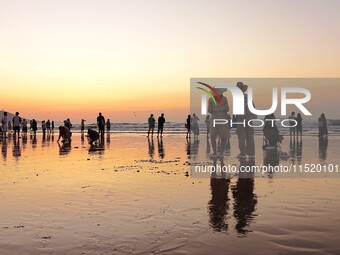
(1, 0, 339, 122)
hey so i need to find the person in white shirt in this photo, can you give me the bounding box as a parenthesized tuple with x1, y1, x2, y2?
(12, 112, 22, 137)
(1, 112, 8, 138)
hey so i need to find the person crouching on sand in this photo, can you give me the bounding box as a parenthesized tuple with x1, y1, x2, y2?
(57, 126, 71, 143)
(87, 128, 100, 146)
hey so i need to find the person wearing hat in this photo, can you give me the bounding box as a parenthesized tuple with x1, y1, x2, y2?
(235, 82, 255, 159)
(208, 87, 230, 157)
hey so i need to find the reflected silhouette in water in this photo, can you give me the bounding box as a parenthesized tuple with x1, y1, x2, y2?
(319, 137, 328, 161)
(58, 141, 72, 155)
(148, 137, 155, 159)
(263, 148, 280, 178)
(88, 139, 105, 155)
(232, 159, 257, 236)
(1, 139, 8, 160)
(208, 158, 230, 233)
(106, 133, 111, 149)
(157, 137, 165, 159)
(12, 138, 21, 158)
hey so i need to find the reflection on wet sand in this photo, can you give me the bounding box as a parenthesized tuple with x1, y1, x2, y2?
(58, 141, 72, 156)
(157, 137, 165, 159)
(319, 137, 328, 161)
(232, 159, 257, 236)
(148, 137, 155, 159)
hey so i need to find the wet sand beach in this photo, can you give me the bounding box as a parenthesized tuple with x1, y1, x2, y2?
(1, 133, 340, 254)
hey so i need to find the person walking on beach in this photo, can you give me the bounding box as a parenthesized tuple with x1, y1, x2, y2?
(22, 119, 28, 135)
(185, 115, 190, 139)
(236, 82, 255, 159)
(81, 119, 86, 133)
(1, 112, 8, 138)
(147, 114, 156, 137)
(208, 88, 230, 157)
(318, 113, 328, 138)
(51, 121, 54, 133)
(46, 120, 51, 133)
(296, 113, 303, 137)
(42, 121, 47, 136)
(288, 112, 296, 137)
(205, 115, 211, 138)
(106, 119, 111, 133)
(31, 119, 38, 136)
(97, 113, 105, 139)
(191, 113, 200, 140)
(12, 112, 22, 138)
(157, 113, 165, 137)
(57, 126, 71, 143)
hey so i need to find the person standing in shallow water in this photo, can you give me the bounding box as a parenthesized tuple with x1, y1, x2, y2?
(81, 119, 86, 133)
(31, 119, 38, 136)
(12, 112, 22, 138)
(191, 113, 200, 140)
(97, 113, 105, 139)
(1, 112, 8, 138)
(147, 114, 155, 137)
(157, 113, 165, 137)
(106, 119, 111, 133)
(318, 113, 328, 138)
(205, 115, 211, 138)
(185, 115, 190, 139)
(296, 113, 303, 137)
(288, 112, 296, 137)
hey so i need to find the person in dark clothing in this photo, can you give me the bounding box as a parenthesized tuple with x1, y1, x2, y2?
(97, 112, 105, 139)
(157, 113, 165, 137)
(106, 119, 111, 133)
(186, 115, 190, 138)
(296, 113, 303, 137)
(318, 113, 328, 138)
(87, 128, 100, 145)
(147, 114, 155, 137)
(31, 119, 38, 136)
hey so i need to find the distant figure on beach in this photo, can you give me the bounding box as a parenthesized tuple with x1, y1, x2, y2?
(57, 126, 71, 143)
(97, 113, 105, 138)
(1, 112, 8, 138)
(191, 113, 200, 140)
(263, 114, 283, 148)
(106, 119, 111, 133)
(87, 128, 100, 146)
(46, 120, 51, 133)
(236, 82, 255, 159)
(296, 113, 303, 137)
(8, 121, 13, 133)
(157, 113, 165, 137)
(318, 113, 328, 138)
(64, 118, 73, 130)
(205, 115, 211, 137)
(208, 88, 230, 157)
(147, 114, 156, 137)
(81, 119, 86, 133)
(22, 119, 28, 134)
(12, 112, 22, 137)
(288, 112, 296, 137)
(51, 121, 54, 132)
(185, 115, 190, 139)
(31, 119, 37, 135)
(42, 121, 47, 136)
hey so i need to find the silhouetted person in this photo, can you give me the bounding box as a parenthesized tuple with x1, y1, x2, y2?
(157, 113, 165, 137)
(42, 121, 47, 136)
(57, 126, 71, 143)
(318, 113, 328, 139)
(147, 114, 155, 137)
(31, 119, 38, 136)
(22, 119, 28, 135)
(106, 119, 111, 133)
(87, 128, 99, 146)
(296, 113, 303, 137)
(46, 120, 51, 133)
(51, 121, 54, 132)
(97, 112, 105, 138)
(288, 111, 296, 137)
(81, 119, 86, 133)
(208, 88, 229, 157)
(263, 114, 283, 148)
(1, 112, 8, 138)
(185, 115, 190, 139)
(205, 115, 211, 137)
(12, 112, 22, 138)
(191, 113, 200, 140)
(236, 82, 255, 159)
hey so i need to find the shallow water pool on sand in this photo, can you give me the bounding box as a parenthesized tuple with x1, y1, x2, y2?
(1, 133, 340, 254)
